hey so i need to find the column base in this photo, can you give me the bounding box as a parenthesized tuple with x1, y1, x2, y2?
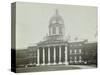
(59, 62, 62, 64)
(47, 63, 50, 65)
(41, 63, 45, 65)
(53, 62, 56, 65)
(64, 62, 68, 65)
(36, 64, 40, 66)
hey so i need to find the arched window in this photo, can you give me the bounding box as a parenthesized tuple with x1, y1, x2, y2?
(56, 26, 59, 34)
(59, 27, 62, 34)
(52, 27, 56, 34)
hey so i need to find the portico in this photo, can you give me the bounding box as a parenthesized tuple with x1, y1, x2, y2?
(36, 45, 68, 66)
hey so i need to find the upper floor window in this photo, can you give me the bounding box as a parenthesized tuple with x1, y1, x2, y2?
(75, 56, 77, 60)
(70, 56, 72, 60)
(79, 56, 82, 59)
(59, 27, 63, 35)
(56, 26, 59, 34)
(79, 49, 82, 53)
(70, 45, 72, 47)
(70, 50, 72, 54)
(53, 27, 56, 34)
(74, 49, 77, 54)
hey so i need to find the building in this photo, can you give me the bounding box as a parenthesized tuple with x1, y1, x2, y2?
(68, 41, 85, 65)
(16, 10, 97, 67)
(36, 9, 68, 65)
(83, 42, 97, 65)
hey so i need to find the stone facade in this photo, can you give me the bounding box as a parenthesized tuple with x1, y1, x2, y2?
(16, 10, 97, 67)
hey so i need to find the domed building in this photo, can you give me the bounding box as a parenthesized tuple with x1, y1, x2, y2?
(48, 9, 65, 41)
(36, 9, 68, 65)
(34, 10, 97, 66)
(16, 10, 97, 68)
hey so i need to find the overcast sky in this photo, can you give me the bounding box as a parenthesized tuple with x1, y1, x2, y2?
(16, 2, 97, 49)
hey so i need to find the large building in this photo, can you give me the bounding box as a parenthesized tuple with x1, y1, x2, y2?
(16, 10, 97, 68)
(36, 9, 68, 65)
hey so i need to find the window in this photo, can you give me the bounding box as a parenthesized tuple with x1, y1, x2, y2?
(79, 56, 82, 63)
(79, 56, 82, 59)
(79, 49, 82, 53)
(70, 56, 72, 60)
(59, 27, 62, 34)
(50, 27, 52, 35)
(70, 44, 72, 47)
(70, 60, 72, 63)
(70, 57, 73, 63)
(75, 56, 77, 60)
(53, 27, 56, 34)
(70, 50, 72, 54)
(56, 27, 59, 34)
(79, 44, 82, 46)
(74, 56, 77, 63)
(74, 49, 77, 54)
(79, 59, 82, 63)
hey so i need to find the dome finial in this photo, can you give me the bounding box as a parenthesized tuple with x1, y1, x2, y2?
(49, 9, 64, 24)
(56, 9, 59, 16)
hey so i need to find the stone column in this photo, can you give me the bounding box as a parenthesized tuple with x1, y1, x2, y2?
(48, 47, 50, 65)
(54, 46, 56, 64)
(37, 48, 40, 66)
(42, 48, 45, 65)
(65, 46, 68, 65)
(59, 46, 62, 64)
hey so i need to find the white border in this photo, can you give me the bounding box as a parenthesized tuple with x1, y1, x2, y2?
(0, 0, 100, 75)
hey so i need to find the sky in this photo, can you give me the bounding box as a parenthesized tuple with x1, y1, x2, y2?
(16, 2, 97, 49)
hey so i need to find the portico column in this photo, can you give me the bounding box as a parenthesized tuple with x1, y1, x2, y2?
(65, 46, 68, 65)
(59, 46, 61, 64)
(43, 48, 45, 65)
(48, 47, 50, 65)
(54, 46, 56, 64)
(37, 48, 40, 66)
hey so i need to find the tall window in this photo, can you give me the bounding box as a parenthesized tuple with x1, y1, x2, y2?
(79, 56, 82, 63)
(74, 49, 77, 54)
(59, 27, 62, 34)
(70, 60, 72, 63)
(79, 56, 82, 59)
(70, 50, 72, 54)
(70, 57, 72, 63)
(53, 27, 56, 34)
(74, 56, 77, 63)
(79, 49, 82, 54)
(70, 56, 72, 60)
(56, 27, 59, 34)
(50, 27, 52, 35)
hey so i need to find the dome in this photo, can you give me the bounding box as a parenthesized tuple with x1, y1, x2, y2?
(50, 9, 64, 25)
